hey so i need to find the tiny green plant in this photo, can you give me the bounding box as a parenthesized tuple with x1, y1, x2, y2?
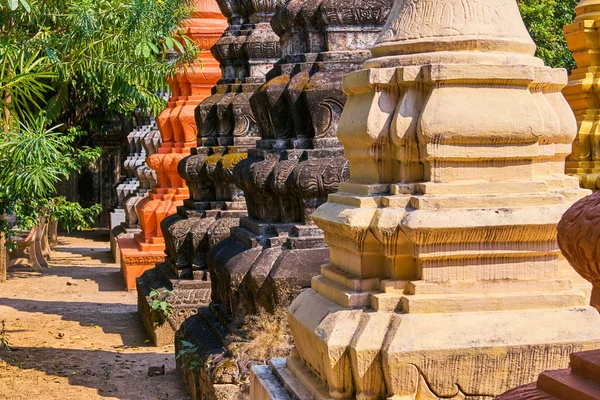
(102, 364, 113, 379)
(0, 320, 11, 351)
(149, 289, 174, 326)
(176, 340, 200, 371)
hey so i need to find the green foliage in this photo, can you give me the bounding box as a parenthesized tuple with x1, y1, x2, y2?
(517, 0, 579, 71)
(46, 197, 102, 232)
(176, 340, 200, 371)
(0, 0, 195, 242)
(0, 47, 56, 121)
(0, 114, 100, 198)
(0, 114, 101, 244)
(0, 0, 196, 130)
(149, 289, 174, 326)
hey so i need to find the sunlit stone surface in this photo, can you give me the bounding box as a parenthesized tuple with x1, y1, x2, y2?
(250, 1, 600, 399)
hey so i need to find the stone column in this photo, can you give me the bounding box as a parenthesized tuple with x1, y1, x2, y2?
(118, 0, 227, 290)
(174, 0, 393, 398)
(136, 0, 281, 346)
(250, 1, 600, 399)
(111, 116, 162, 264)
(564, 0, 600, 191)
(110, 113, 151, 260)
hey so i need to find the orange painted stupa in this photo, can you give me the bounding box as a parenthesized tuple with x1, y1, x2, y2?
(118, 0, 226, 290)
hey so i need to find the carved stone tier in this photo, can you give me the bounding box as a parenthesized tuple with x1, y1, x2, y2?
(174, 0, 393, 398)
(136, 0, 281, 346)
(250, 1, 600, 399)
(564, 0, 600, 191)
(118, 0, 227, 290)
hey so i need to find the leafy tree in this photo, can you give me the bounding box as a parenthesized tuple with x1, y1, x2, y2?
(518, 0, 579, 71)
(0, 114, 102, 245)
(0, 0, 197, 244)
(1, 0, 197, 131)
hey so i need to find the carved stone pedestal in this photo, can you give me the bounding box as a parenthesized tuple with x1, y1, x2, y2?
(174, 0, 393, 398)
(110, 116, 161, 263)
(119, 0, 227, 290)
(251, 1, 600, 399)
(137, 0, 280, 346)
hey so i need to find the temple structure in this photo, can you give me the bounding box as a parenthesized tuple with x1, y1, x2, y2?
(564, 0, 600, 191)
(136, 0, 281, 346)
(250, 1, 600, 399)
(118, 0, 227, 290)
(174, 0, 393, 398)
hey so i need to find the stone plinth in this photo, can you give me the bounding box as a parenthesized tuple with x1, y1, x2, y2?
(118, 0, 227, 290)
(564, 0, 600, 191)
(173, 0, 394, 398)
(136, 0, 281, 346)
(250, 1, 600, 399)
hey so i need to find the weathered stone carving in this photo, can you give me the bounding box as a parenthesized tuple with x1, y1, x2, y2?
(249, 1, 600, 399)
(558, 190, 600, 309)
(136, 0, 281, 347)
(564, 0, 600, 191)
(209, 0, 393, 325)
(175, 0, 393, 398)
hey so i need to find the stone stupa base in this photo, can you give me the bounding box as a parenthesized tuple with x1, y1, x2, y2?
(136, 262, 211, 346)
(118, 237, 165, 290)
(251, 295, 600, 399)
(175, 304, 252, 400)
(498, 350, 600, 400)
(135, 200, 247, 345)
(170, 217, 328, 400)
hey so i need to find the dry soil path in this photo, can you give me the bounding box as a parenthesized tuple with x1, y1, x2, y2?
(0, 231, 188, 400)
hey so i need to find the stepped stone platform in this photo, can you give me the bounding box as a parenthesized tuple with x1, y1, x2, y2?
(497, 182, 600, 400)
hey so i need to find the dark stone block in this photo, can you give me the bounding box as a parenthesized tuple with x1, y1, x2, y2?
(173, 0, 394, 397)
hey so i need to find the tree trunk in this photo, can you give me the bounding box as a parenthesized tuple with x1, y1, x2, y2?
(48, 219, 58, 246)
(0, 234, 7, 283)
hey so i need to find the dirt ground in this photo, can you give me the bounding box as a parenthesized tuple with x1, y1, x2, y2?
(0, 231, 189, 400)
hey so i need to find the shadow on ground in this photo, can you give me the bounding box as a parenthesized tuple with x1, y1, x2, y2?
(6, 264, 125, 292)
(57, 229, 111, 243)
(49, 247, 115, 263)
(0, 298, 145, 344)
(0, 346, 184, 400)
